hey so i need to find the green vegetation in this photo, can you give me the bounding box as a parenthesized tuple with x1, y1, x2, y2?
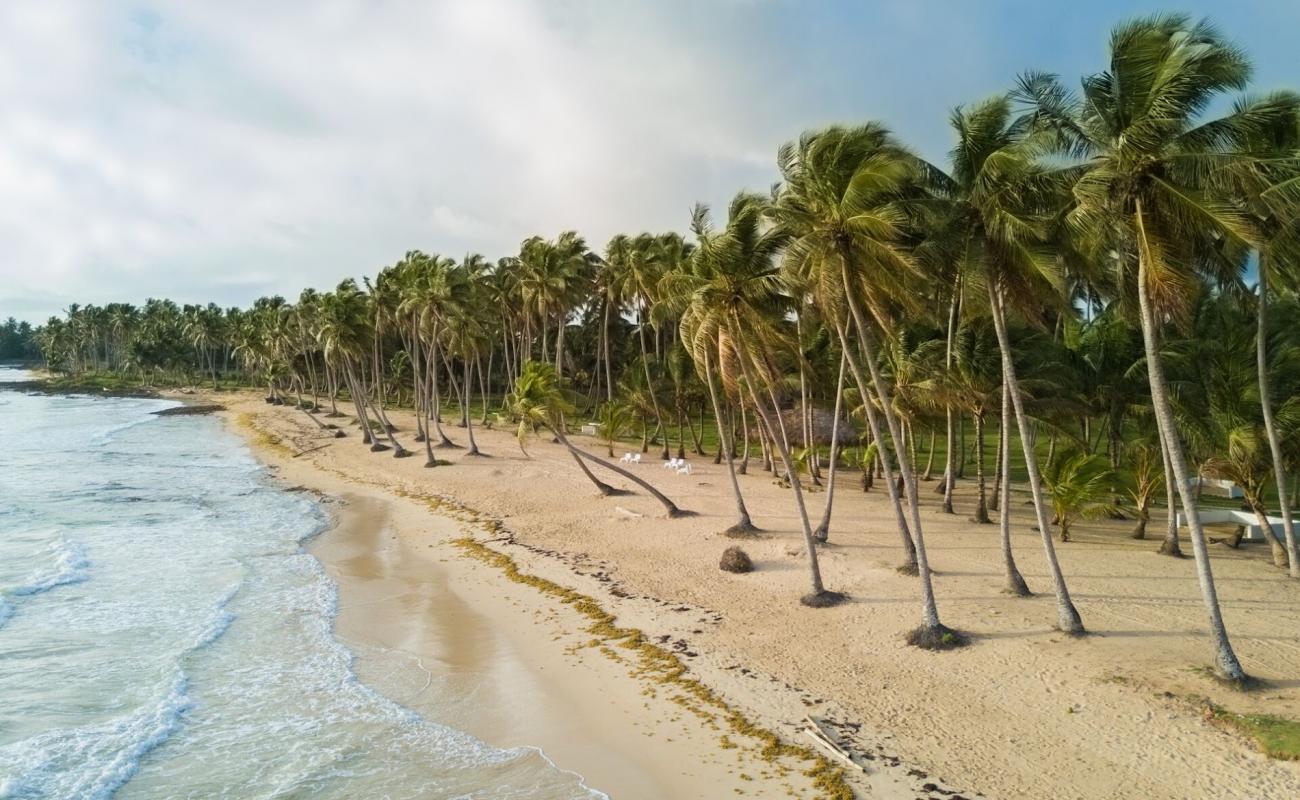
(1207, 705, 1300, 760)
(19, 14, 1300, 694)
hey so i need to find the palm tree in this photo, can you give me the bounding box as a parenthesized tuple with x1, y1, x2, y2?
(505, 361, 688, 516)
(771, 124, 921, 576)
(1221, 118, 1300, 577)
(773, 122, 962, 644)
(1042, 447, 1116, 542)
(672, 194, 839, 604)
(1022, 14, 1300, 679)
(1124, 439, 1165, 540)
(595, 401, 633, 457)
(928, 93, 1086, 635)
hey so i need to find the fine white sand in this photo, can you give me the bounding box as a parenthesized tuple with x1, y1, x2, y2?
(214, 391, 1300, 800)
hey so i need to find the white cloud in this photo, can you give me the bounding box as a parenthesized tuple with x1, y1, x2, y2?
(0, 0, 791, 320)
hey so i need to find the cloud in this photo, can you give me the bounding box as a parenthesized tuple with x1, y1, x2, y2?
(2, 0, 1296, 321)
(0, 0, 783, 319)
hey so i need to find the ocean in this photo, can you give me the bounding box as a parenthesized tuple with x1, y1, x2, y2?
(0, 367, 603, 800)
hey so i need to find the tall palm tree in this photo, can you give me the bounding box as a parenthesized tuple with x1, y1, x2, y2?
(670, 194, 841, 604)
(771, 124, 920, 575)
(928, 94, 1086, 635)
(1221, 116, 1300, 578)
(1022, 14, 1300, 679)
(773, 124, 961, 644)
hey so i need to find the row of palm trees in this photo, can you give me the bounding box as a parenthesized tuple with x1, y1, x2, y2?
(31, 15, 1300, 681)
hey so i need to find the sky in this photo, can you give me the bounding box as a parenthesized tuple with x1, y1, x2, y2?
(3, 1, 1298, 324)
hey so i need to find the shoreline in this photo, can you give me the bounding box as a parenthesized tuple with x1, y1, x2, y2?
(233, 413, 874, 798)
(164, 388, 1300, 798)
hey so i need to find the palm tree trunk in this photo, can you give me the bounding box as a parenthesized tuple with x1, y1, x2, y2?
(974, 412, 991, 524)
(922, 428, 936, 482)
(480, 353, 493, 424)
(638, 301, 670, 460)
(704, 349, 756, 535)
(988, 282, 1083, 634)
(560, 429, 687, 516)
(999, 375, 1031, 595)
(814, 349, 847, 542)
(836, 322, 918, 572)
(463, 355, 482, 456)
(602, 297, 614, 403)
(991, 411, 1004, 513)
(428, 331, 458, 448)
(738, 400, 751, 474)
(841, 274, 940, 626)
(1156, 414, 1182, 555)
(568, 446, 622, 496)
(942, 283, 960, 512)
(1256, 257, 1299, 577)
(1135, 205, 1246, 681)
(731, 330, 834, 604)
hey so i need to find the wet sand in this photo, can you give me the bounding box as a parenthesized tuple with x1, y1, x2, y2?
(308, 491, 823, 799)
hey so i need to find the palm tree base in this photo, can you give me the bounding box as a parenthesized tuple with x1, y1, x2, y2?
(896, 562, 920, 576)
(464, 450, 490, 458)
(332, 431, 346, 439)
(723, 522, 763, 539)
(906, 624, 969, 650)
(1158, 540, 1186, 558)
(1211, 668, 1256, 691)
(393, 448, 413, 458)
(800, 590, 847, 608)
(435, 439, 461, 449)
(1003, 576, 1032, 597)
(369, 443, 390, 452)
(1056, 608, 1086, 637)
(666, 508, 698, 519)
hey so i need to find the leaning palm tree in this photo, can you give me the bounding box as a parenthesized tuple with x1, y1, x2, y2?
(1220, 118, 1300, 578)
(770, 124, 921, 576)
(505, 361, 689, 517)
(773, 122, 966, 645)
(671, 194, 839, 605)
(1021, 14, 1300, 679)
(930, 94, 1086, 635)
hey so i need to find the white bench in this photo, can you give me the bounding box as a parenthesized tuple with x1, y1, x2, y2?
(580, 424, 598, 436)
(1175, 508, 1284, 542)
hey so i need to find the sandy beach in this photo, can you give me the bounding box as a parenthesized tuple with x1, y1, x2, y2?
(213, 391, 1300, 799)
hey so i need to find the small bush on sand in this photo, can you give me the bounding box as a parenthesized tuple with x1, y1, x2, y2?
(719, 546, 754, 574)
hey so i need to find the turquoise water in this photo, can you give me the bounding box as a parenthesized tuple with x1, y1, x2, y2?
(0, 367, 603, 800)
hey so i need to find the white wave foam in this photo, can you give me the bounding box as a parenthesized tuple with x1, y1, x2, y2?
(11, 536, 90, 597)
(0, 597, 12, 630)
(0, 672, 192, 800)
(191, 583, 240, 650)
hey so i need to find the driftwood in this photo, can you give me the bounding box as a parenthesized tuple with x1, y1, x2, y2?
(802, 716, 867, 773)
(292, 443, 333, 458)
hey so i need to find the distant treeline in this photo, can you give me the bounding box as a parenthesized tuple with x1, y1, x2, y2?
(0, 317, 38, 361)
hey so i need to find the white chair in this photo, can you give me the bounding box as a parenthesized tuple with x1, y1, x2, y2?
(676, 463, 692, 476)
(630, 453, 641, 464)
